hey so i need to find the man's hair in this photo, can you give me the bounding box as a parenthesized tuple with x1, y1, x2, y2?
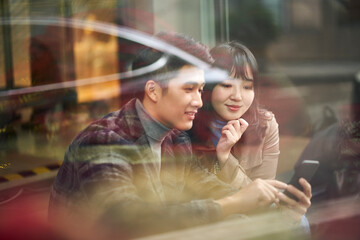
(132, 32, 213, 98)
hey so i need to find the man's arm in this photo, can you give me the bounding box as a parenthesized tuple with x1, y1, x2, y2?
(65, 145, 224, 238)
(216, 179, 288, 217)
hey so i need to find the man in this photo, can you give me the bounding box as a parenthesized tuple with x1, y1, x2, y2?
(49, 32, 311, 238)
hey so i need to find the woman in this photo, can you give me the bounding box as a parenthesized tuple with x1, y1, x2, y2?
(191, 41, 279, 189)
(191, 42, 312, 229)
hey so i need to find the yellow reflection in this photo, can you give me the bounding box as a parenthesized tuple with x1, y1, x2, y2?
(77, 80, 120, 103)
(74, 14, 120, 103)
(10, 0, 31, 88)
(0, 24, 4, 88)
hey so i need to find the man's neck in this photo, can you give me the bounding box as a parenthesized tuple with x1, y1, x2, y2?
(136, 99, 171, 142)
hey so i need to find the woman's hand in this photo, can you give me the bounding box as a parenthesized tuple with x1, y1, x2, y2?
(278, 178, 312, 223)
(216, 118, 248, 165)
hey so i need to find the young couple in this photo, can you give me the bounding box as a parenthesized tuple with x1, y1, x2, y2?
(49, 32, 311, 238)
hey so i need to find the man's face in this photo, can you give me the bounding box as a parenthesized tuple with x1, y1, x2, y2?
(153, 65, 205, 131)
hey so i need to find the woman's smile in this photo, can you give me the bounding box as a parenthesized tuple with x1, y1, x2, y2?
(225, 104, 241, 112)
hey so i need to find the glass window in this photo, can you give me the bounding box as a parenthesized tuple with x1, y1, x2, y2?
(291, 0, 322, 29)
(0, 23, 5, 88)
(0, 1, 359, 239)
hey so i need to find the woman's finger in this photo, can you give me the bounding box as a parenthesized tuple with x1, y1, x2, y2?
(223, 124, 238, 141)
(285, 185, 311, 207)
(278, 191, 298, 207)
(238, 118, 249, 132)
(221, 130, 234, 143)
(299, 178, 312, 199)
(227, 120, 241, 134)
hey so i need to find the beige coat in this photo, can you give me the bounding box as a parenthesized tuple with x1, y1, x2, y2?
(195, 114, 280, 189)
(217, 115, 280, 188)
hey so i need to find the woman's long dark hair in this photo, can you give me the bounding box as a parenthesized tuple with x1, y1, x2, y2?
(191, 41, 269, 147)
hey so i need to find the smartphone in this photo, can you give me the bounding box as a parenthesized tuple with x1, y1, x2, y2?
(283, 160, 320, 200)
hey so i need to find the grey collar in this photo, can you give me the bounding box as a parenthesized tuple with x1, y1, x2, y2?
(135, 99, 171, 142)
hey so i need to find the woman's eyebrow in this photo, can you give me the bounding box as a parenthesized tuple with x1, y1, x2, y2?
(243, 70, 254, 81)
(228, 76, 253, 81)
(244, 77, 254, 82)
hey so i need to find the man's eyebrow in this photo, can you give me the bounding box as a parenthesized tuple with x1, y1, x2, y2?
(183, 81, 205, 86)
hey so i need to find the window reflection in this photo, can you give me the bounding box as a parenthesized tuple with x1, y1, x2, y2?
(0, 1, 359, 239)
(0, 24, 4, 88)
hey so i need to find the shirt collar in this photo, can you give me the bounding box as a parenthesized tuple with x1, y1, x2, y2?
(135, 99, 171, 142)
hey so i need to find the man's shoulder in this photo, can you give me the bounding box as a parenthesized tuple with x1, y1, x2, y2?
(72, 99, 143, 146)
(163, 129, 193, 157)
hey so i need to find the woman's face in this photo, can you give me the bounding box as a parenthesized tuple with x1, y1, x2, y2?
(211, 64, 255, 121)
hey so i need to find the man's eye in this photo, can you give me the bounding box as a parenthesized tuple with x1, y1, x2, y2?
(244, 85, 253, 90)
(185, 87, 193, 92)
(220, 83, 232, 88)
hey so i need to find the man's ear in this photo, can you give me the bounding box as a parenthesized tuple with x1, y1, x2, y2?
(144, 80, 160, 102)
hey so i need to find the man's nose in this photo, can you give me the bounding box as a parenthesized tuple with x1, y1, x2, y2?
(192, 92, 203, 108)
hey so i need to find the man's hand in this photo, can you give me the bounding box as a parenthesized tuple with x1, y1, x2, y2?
(217, 179, 287, 216)
(278, 178, 312, 222)
(216, 118, 248, 165)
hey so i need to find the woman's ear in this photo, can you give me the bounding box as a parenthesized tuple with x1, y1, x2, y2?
(144, 80, 160, 102)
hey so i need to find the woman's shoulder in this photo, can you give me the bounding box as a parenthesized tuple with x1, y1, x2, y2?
(258, 109, 277, 125)
(258, 109, 279, 139)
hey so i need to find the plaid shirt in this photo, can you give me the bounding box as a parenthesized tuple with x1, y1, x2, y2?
(49, 99, 235, 236)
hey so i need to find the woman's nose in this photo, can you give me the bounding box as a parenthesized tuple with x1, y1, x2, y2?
(230, 86, 242, 101)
